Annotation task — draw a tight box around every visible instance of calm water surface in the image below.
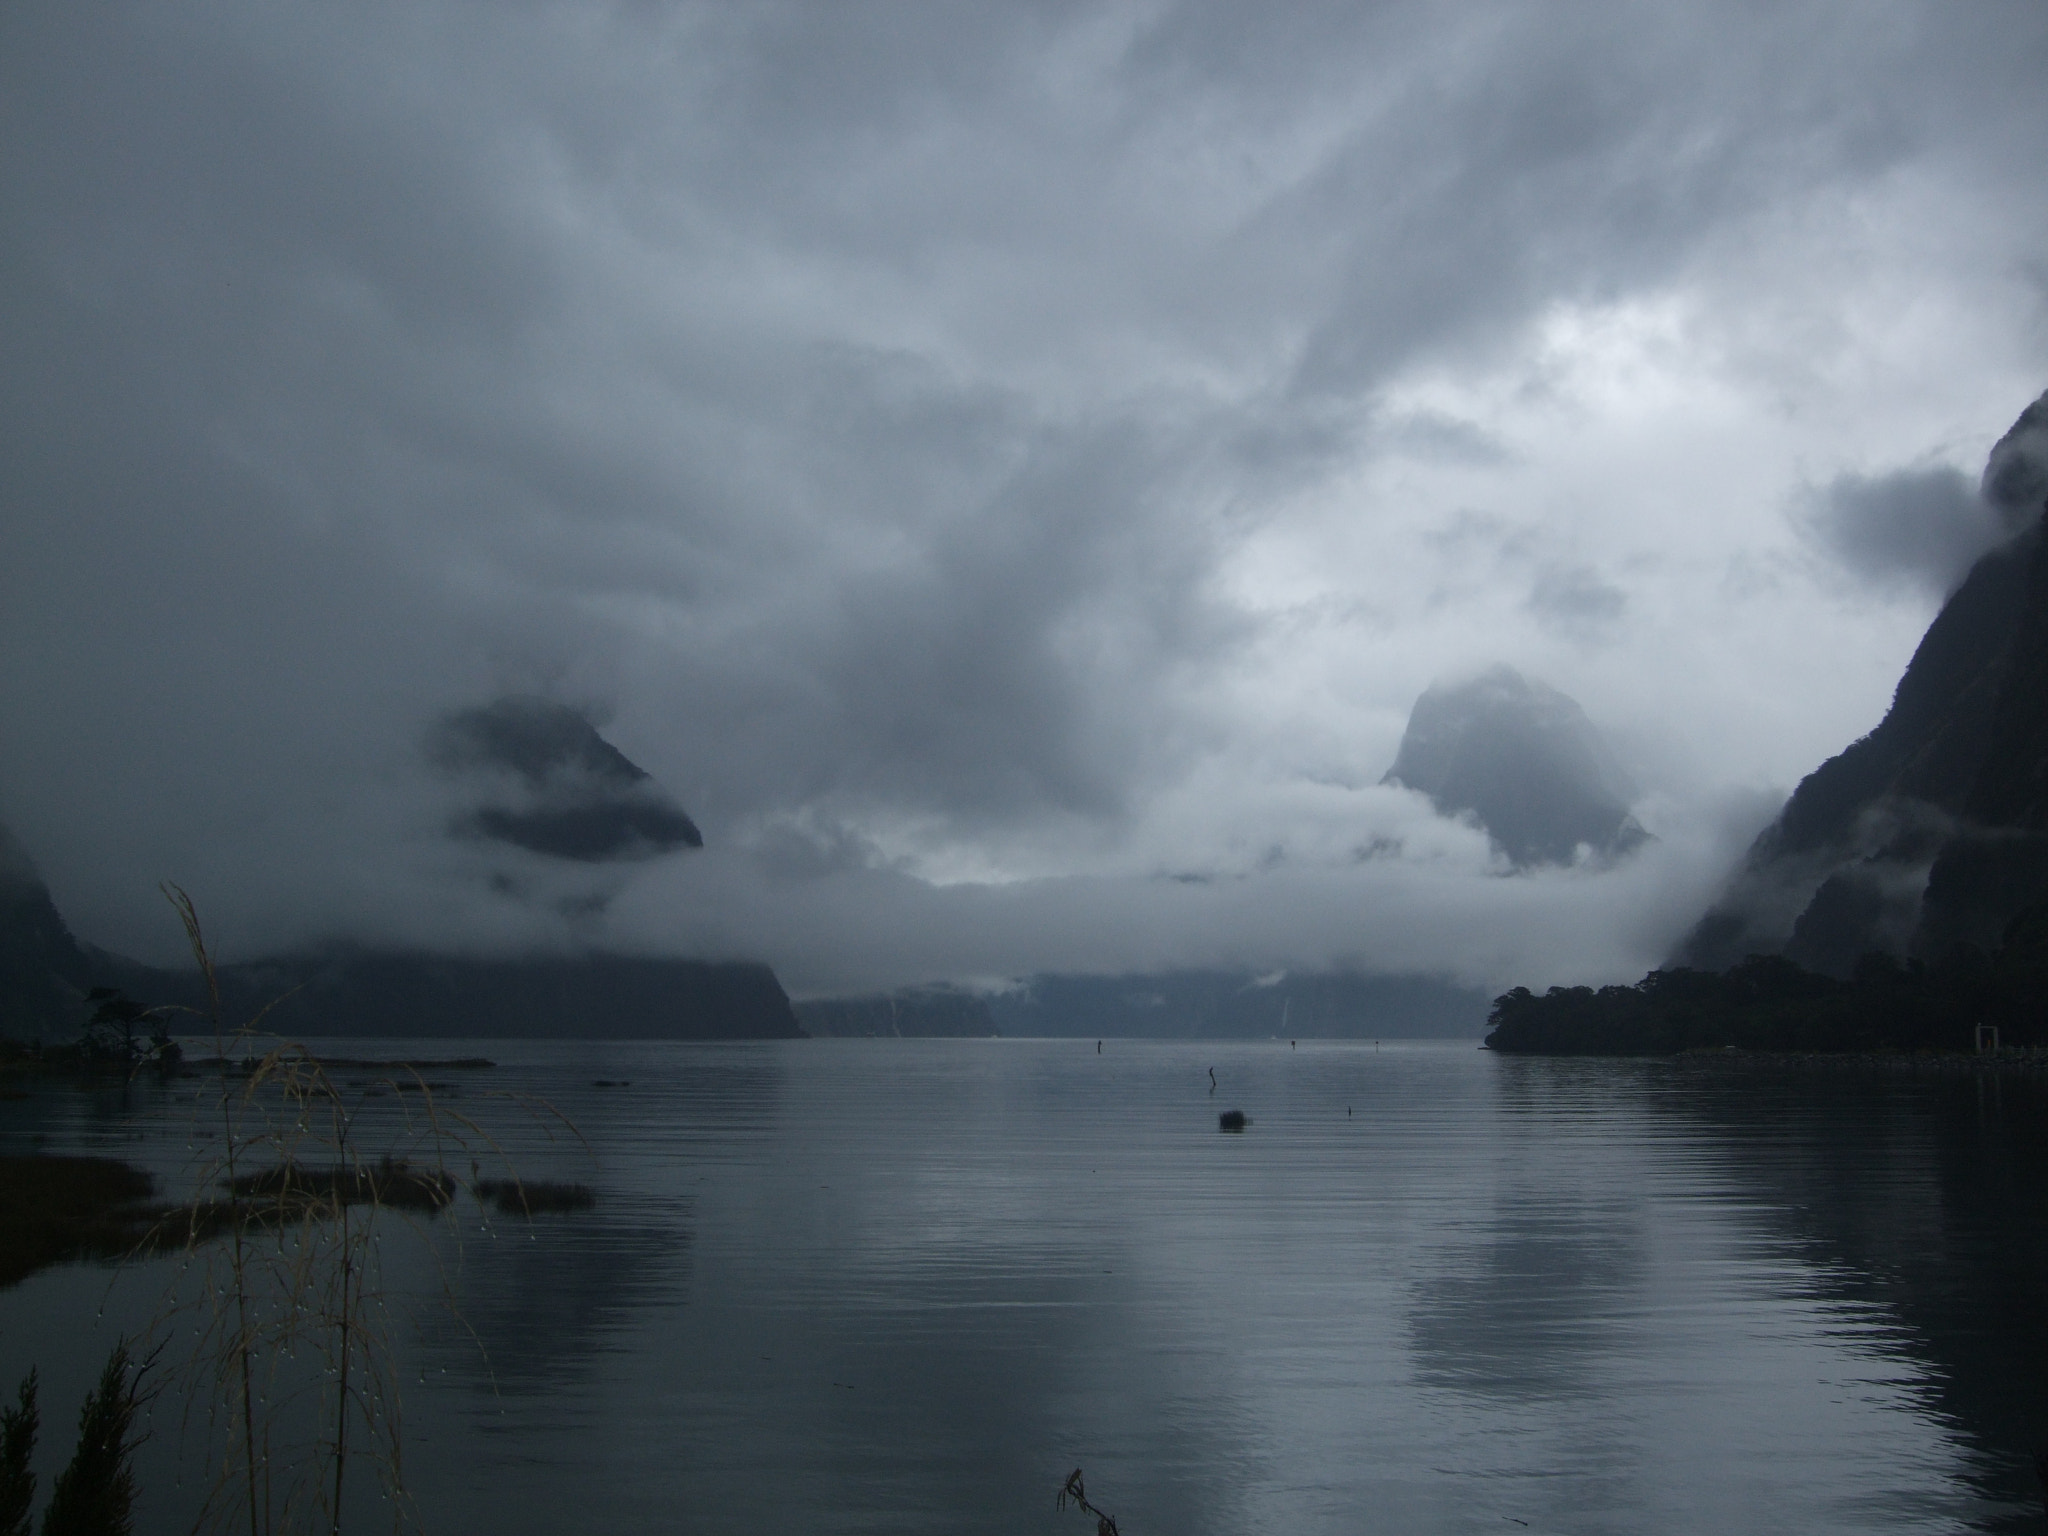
[4,1038,2046,1534]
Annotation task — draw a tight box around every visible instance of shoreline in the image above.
[1491,1045,2048,1073]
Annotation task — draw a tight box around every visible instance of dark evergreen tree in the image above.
[39,1347,137,1536]
[0,1370,37,1536]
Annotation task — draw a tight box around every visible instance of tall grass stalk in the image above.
[166,890,264,1536]
[157,885,548,1536]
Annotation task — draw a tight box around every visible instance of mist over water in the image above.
[3,1040,2043,1534]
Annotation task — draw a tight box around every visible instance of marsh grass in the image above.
[147,886,589,1536]
[1,887,593,1533]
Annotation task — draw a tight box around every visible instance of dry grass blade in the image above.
[1056,1468,1122,1536]
[142,887,599,1536]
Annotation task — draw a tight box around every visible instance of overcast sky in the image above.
[4,1,2046,995]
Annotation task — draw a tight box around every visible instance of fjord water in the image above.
[4,1039,2046,1534]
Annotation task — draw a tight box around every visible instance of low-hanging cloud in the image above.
[2,1,2046,991]
[1799,465,2006,596]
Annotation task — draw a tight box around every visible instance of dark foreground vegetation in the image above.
[0,888,611,1535]
[3,1344,149,1536]
[0,1157,158,1290]
[1486,905,2048,1056]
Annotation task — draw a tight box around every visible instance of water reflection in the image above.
[1618,1059,2048,1532]
[426,1212,693,1398]
[1408,1201,1645,1400]
[5,1040,2046,1533]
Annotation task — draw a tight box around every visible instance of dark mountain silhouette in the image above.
[0,821,799,1041]
[1677,388,2048,975]
[1383,666,1647,867]
[796,986,997,1038]
[173,949,802,1041]
[983,970,1489,1039]
[788,970,1492,1039]
[428,696,702,863]
[0,824,96,1037]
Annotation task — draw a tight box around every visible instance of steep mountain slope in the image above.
[1678,389,2048,973]
[0,823,94,1037]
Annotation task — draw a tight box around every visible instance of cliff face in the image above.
[0,825,94,1037]
[1678,390,2048,974]
[1916,507,2048,957]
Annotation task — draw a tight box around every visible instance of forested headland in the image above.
[1485,905,2048,1055]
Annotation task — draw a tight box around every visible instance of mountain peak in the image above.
[1383,665,1646,868]
[426,696,702,863]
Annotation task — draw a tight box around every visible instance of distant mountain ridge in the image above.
[149,949,802,1041]
[0,823,800,1041]
[1679,388,2048,974]
[797,971,1489,1039]
[796,986,996,1038]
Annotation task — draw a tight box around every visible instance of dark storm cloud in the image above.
[1234,8,1938,398]
[1800,466,2005,597]
[1,1,2045,984]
